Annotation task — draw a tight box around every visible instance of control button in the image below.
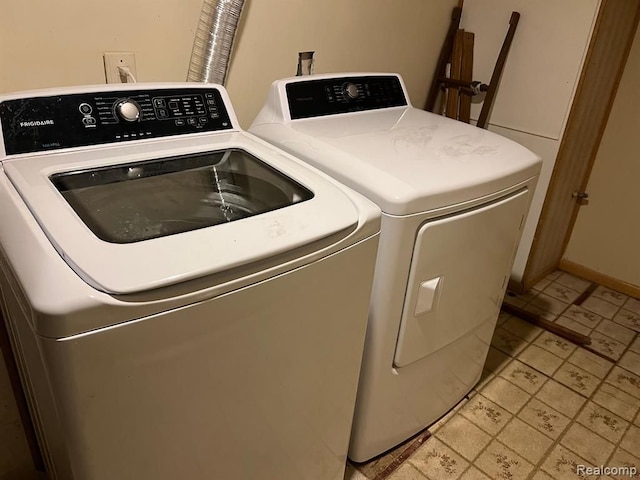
[79,103,93,115]
[187,118,197,126]
[115,100,141,122]
[157,109,169,119]
[168,101,179,110]
[198,117,208,124]
[82,116,97,126]
[153,98,166,108]
[205,93,214,98]
[175,119,185,126]
[207,99,216,105]
[343,83,359,100]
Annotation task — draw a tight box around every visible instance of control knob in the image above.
[115,99,141,122]
[343,83,360,101]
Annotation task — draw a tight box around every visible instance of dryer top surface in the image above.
[251,74,542,215]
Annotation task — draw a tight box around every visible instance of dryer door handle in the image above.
[414,277,443,317]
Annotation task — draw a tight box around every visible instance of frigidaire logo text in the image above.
[20,119,55,127]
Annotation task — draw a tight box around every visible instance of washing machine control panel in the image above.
[0,87,233,155]
[286,75,407,119]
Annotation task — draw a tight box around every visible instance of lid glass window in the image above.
[50,149,313,243]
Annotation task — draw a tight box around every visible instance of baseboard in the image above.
[559,259,640,300]
[507,278,525,294]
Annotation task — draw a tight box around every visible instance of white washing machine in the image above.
[250,73,542,462]
[0,83,380,479]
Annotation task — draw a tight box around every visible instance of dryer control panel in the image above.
[286,75,407,120]
[0,87,233,155]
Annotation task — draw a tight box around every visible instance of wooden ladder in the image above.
[425,6,520,128]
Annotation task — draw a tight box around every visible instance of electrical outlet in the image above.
[103,52,137,84]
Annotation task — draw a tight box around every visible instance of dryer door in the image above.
[393,189,530,368]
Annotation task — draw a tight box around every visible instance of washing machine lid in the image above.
[252,74,542,216]
[3,135,363,294]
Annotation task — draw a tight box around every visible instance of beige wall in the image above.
[0,1,202,92]
[0,0,456,127]
[563,26,640,287]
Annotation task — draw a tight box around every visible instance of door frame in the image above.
[514,0,640,292]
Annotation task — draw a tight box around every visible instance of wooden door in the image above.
[519,0,640,291]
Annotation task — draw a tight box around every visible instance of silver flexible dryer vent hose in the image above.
[187,0,246,84]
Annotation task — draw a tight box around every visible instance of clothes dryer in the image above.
[0,83,380,479]
[250,73,542,462]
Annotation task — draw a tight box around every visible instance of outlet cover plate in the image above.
[104,52,137,84]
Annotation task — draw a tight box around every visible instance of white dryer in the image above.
[0,83,380,479]
[250,73,542,462]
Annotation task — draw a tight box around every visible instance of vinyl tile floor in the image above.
[347,271,640,480]
[1,271,639,480]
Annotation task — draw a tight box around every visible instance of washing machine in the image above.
[0,83,381,479]
[250,73,542,462]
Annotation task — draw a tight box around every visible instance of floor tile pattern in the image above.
[348,272,640,480]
